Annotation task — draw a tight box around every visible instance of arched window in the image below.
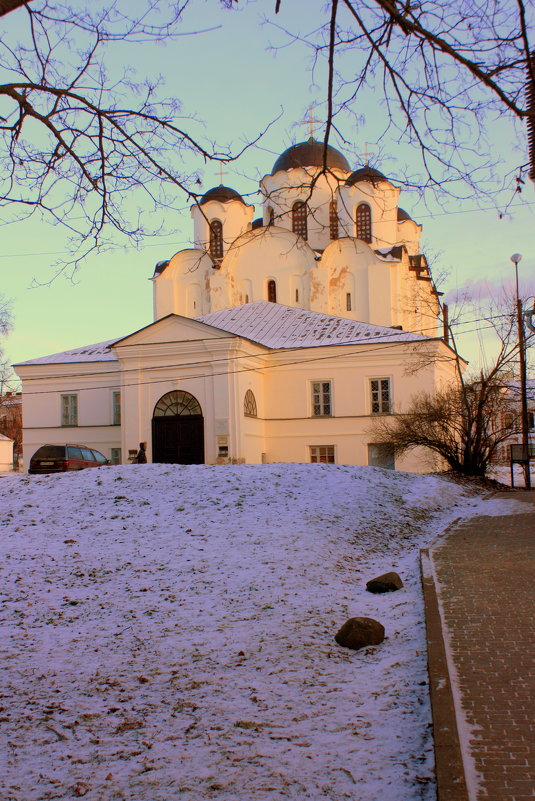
[356,203,372,243]
[244,390,257,418]
[209,219,223,260]
[267,279,277,303]
[153,390,202,417]
[292,201,308,240]
[329,200,339,240]
[267,207,275,225]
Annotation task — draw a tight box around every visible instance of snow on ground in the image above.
[0,464,523,801]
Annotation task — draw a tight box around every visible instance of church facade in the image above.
[16,138,459,472]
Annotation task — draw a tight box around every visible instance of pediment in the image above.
[112,314,237,349]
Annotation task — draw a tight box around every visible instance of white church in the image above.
[16,137,460,472]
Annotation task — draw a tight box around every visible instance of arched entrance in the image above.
[152,391,204,465]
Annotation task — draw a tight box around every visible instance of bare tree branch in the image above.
[0,1,266,271]
[273,0,534,196]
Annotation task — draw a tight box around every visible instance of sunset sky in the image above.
[2,0,534,373]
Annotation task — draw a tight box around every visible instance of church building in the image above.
[16,138,459,472]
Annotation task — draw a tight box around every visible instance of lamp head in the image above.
[510,253,522,265]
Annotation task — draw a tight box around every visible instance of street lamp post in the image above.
[510,253,531,490]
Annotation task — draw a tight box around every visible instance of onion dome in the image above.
[345,165,388,186]
[397,208,412,222]
[271,137,350,174]
[251,218,264,229]
[200,185,244,205]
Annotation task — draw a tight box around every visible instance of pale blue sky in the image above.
[2,0,534,372]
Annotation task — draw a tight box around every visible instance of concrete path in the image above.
[421,490,535,801]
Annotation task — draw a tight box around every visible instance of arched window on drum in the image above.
[329,200,339,240]
[267,279,277,303]
[209,219,224,260]
[292,201,308,240]
[356,203,372,243]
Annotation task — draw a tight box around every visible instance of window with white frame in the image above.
[310,445,335,463]
[370,378,391,414]
[112,391,121,425]
[110,447,122,465]
[61,394,78,426]
[311,381,332,417]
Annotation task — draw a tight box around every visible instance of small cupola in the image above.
[345,166,389,187]
[192,184,254,261]
[200,185,245,205]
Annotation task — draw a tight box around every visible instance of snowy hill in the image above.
[0,464,519,801]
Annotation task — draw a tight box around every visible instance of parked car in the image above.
[29,444,110,474]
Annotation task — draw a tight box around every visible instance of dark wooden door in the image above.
[152,415,204,464]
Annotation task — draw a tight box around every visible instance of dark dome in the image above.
[345,166,388,186]
[271,137,350,174]
[397,208,412,222]
[251,217,264,229]
[153,259,170,277]
[200,185,244,205]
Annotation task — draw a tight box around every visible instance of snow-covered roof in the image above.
[16,303,430,367]
[197,302,428,349]
[15,339,120,367]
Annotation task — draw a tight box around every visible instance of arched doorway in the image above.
[152,391,204,464]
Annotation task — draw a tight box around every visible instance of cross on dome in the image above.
[300,105,322,138]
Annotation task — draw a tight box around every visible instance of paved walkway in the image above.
[421,490,535,801]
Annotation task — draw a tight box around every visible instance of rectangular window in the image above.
[370,378,391,414]
[367,443,395,470]
[110,447,122,465]
[346,292,352,311]
[311,381,332,416]
[310,445,335,463]
[112,391,121,425]
[61,394,78,426]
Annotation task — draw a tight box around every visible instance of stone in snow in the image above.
[366,571,403,593]
[335,617,385,650]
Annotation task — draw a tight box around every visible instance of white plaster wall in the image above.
[152,249,213,319]
[235,368,266,464]
[320,238,373,321]
[113,336,247,465]
[258,342,449,472]
[192,199,254,254]
[397,219,422,255]
[338,181,402,250]
[260,169,348,253]
[16,323,456,473]
[16,363,123,470]
[215,228,316,310]
[152,164,437,337]
[0,437,13,471]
